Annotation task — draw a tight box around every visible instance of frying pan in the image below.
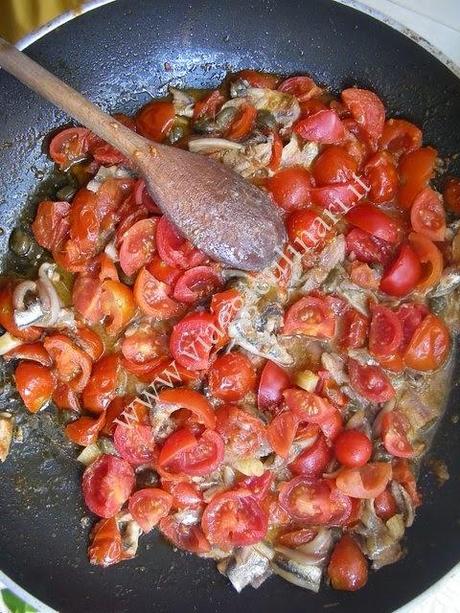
[1,1,460,611]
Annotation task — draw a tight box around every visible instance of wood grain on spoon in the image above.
[0,37,286,271]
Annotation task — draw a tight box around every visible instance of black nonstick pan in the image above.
[0,1,460,611]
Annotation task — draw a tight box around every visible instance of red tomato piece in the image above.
[169,311,217,370]
[444,176,460,213]
[147,255,181,286]
[346,204,401,244]
[128,488,172,532]
[341,88,385,145]
[202,490,268,549]
[257,360,291,412]
[237,69,280,89]
[294,110,346,144]
[158,387,216,429]
[278,75,322,101]
[161,480,203,509]
[266,411,298,458]
[65,413,105,446]
[381,411,415,458]
[119,218,158,276]
[121,326,168,366]
[210,288,243,348]
[156,216,206,270]
[369,305,403,358]
[134,267,182,319]
[114,423,156,465]
[32,200,71,251]
[171,429,224,476]
[374,487,398,521]
[72,275,103,325]
[277,528,317,548]
[279,476,348,524]
[14,361,55,413]
[88,113,136,165]
[82,354,121,414]
[335,462,392,499]
[240,472,274,501]
[193,89,225,119]
[312,145,358,186]
[173,266,223,304]
[409,232,443,290]
[266,166,313,211]
[309,180,367,213]
[82,454,135,518]
[404,313,450,371]
[334,429,372,467]
[158,428,197,466]
[133,179,160,214]
[283,295,335,338]
[208,352,256,402]
[380,118,422,159]
[75,325,104,362]
[380,243,422,297]
[286,208,333,248]
[216,404,266,458]
[347,358,395,403]
[88,517,123,567]
[345,227,393,265]
[289,433,332,477]
[159,516,211,554]
[364,151,398,203]
[225,102,257,141]
[100,280,136,336]
[49,127,90,168]
[3,342,52,366]
[410,187,446,242]
[283,388,336,424]
[319,408,344,443]
[268,132,283,172]
[398,146,437,209]
[43,334,92,393]
[340,308,369,350]
[395,302,429,350]
[327,534,368,591]
[136,100,175,142]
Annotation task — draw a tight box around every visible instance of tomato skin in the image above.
[266,411,298,458]
[241,472,274,501]
[309,180,365,213]
[156,216,207,270]
[393,459,421,507]
[341,88,385,145]
[65,413,105,446]
[268,132,283,172]
[410,187,446,242]
[161,480,203,509]
[44,334,92,393]
[82,354,121,414]
[210,288,242,348]
[409,232,443,290]
[136,100,175,142]
[382,410,415,458]
[294,110,346,144]
[380,118,422,159]
[336,462,392,499]
[348,358,395,403]
[147,255,181,286]
[14,361,55,413]
[32,200,71,251]
[283,388,336,424]
[278,75,321,101]
[334,430,372,467]
[380,243,422,297]
[226,102,257,141]
[169,312,217,371]
[345,227,393,265]
[312,145,358,185]
[193,89,225,119]
[128,488,172,533]
[286,208,333,247]
[159,387,216,429]
[277,528,317,548]
[201,490,268,549]
[340,308,369,350]
[257,360,291,412]
[289,433,332,477]
[159,516,211,554]
[170,429,224,477]
[72,275,103,325]
[172,266,223,304]
[158,428,197,467]
[404,313,450,371]
[266,166,313,211]
[320,408,344,443]
[395,302,429,350]
[216,404,266,458]
[88,517,123,567]
[101,280,136,336]
[444,176,460,213]
[346,204,401,244]
[398,146,437,209]
[49,127,90,168]
[82,454,135,518]
[369,305,403,359]
[327,534,368,591]
[3,342,52,366]
[364,151,398,203]
[374,487,398,521]
[121,326,168,366]
[208,352,256,401]
[134,267,183,319]
[119,218,158,276]
[283,295,335,338]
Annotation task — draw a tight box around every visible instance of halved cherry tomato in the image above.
[147,255,181,286]
[159,387,216,429]
[161,480,203,509]
[279,476,350,524]
[202,489,268,549]
[88,517,123,567]
[283,388,336,424]
[345,228,393,265]
[52,383,80,412]
[289,433,332,477]
[82,354,121,413]
[268,132,283,172]
[121,325,168,365]
[278,75,321,102]
[134,267,183,319]
[312,145,358,185]
[296,108,346,144]
[114,422,156,465]
[44,334,92,393]
[0,283,41,341]
[193,89,225,119]
[277,528,317,548]
[364,151,398,203]
[409,232,443,290]
[380,243,422,297]
[398,146,437,209]
[309,180,367,213]
[266,166,313,211]
[410,187,446,242]
[283,295,335,338]
[49,127,90,168]
[136,100,175,142]
[133,179,160,214]
[348,358,395,403]
[404,313,450,371]
[119,218,158,276]
[266,411,298,458]
[159,516,210,554]
[225,102,257,141]
[395,301,429,350]
[392,458,421,507]
[334,429,372,467]
[341,88,385,145]
[236,69,280,89]
[286,208,333,248]
[4,342,52,366]
[65,412,105,446]
[158,428,197,466]
[210,288,242,348]
[216,404,266,458]
[369,305,403,358]
[88,113,136,165]
[102,396,127,436]
[101,280,136,336]
[128,488,172,532]
[75,325,104,362]
[240,472,274,501]
[32,200,71,251]
[340,308,369,350]
[327,534,368,591]
[156,216,206,270]
[72,275,103,325]
[170,429,224,476]
[14,361,55,413]
[380,118,422,159]
[381,410,415,458]
[443,176,460,213]
[374,487,398,521]
[209,352,256,401]
[257,360,291,412]
[82,454,135,518]
[336,462,392,499]
[346,204,401,244]
[319,408,344,443]
[173,266,223,304]
[169,312,217,370]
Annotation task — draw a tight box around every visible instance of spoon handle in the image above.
[0,36,150,159]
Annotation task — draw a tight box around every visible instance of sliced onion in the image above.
[271,556,322,593]
[297,528,333,562]
[13,280,37,310]
[234,457,265,477]
[37,263,62,325]
[0,332,24,355]
[77,443,102,466]
[188,138,244,154]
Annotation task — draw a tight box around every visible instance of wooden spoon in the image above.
[0,37,286,271]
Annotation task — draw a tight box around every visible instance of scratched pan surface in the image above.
[0,1,460,611]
